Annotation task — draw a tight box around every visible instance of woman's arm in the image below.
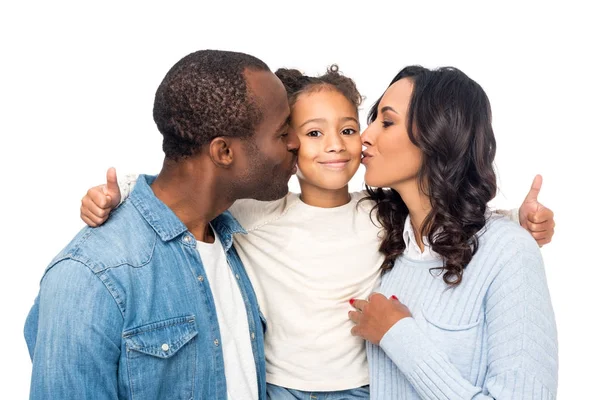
[350,241,558,399]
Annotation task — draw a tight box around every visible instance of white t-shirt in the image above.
[116,177,519,392]
[196,232,258,400]
[230,192,383,391]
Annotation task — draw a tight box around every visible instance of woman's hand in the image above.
[348,293,412,345]
[80,167,121,227]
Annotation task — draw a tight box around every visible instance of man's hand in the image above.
[519,175,555,247]
[348,293,412,345]
[80,167,121,227]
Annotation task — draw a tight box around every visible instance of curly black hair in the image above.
[367,66,497,287]
[274,64,362,111]
[153,50,270,160]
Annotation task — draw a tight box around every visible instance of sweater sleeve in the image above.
[379,245,558,399]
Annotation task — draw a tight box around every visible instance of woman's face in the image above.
[361,78,422,189]
[292,89,362,191]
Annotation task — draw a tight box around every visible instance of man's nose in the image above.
[287,132,300,152]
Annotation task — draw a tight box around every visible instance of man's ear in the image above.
[208,137,235,167]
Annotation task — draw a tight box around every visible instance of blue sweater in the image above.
[367,217,558,399]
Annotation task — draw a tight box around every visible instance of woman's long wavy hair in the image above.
[367,66,497,287]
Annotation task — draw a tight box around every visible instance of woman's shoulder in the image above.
[473,215,544,279]
[479,215,539,252]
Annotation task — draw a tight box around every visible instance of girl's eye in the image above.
[382,120,393,128]
[307,130,322,137]
[342,128,357,135]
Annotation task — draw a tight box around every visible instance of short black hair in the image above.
[153,50,270,160]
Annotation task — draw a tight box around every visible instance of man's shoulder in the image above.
[50,202,156,275]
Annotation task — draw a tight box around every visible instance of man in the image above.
[24,50,299,399]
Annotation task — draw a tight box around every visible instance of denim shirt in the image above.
[24,175,267,400]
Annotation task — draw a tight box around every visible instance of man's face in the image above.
[236,70,299,201]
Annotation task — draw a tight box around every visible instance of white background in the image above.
[1,1,598,398]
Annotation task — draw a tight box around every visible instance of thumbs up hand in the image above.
[103,167,121,208]
[518,175,555,247]
[80,167,122,227]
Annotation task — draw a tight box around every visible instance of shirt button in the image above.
[251,332,255,340]
[161,343,169,351]
[235,274,240,280]
[183,235,191,243]
[197,275,204,282]
[214,339,219,346]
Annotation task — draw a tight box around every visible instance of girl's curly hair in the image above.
[275,64,363,110]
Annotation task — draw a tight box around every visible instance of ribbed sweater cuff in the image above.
[379,317,479,399]
[379,317,428,373]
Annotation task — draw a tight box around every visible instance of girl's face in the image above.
[292,89,362,191]
[361,78,422,189]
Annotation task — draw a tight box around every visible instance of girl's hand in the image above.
[519,175,555,247]
[80,167,120,227]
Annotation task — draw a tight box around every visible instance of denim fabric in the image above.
[24,175,267,400]
[267,384,369,400]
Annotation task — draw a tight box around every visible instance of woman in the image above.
[80,66,555,399]
[349,66,558,399]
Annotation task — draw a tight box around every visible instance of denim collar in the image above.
[130,174,246,250]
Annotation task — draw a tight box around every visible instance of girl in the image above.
[349,66,558,399]
[80,66,554,399]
